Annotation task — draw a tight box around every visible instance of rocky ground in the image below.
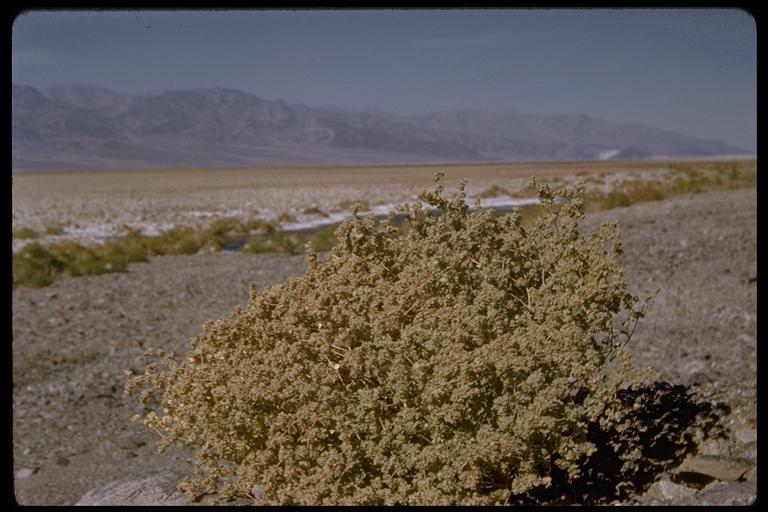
[12,187,756,505]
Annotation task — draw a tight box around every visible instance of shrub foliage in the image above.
[126,175,650,505]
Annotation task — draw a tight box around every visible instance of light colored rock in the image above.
[641,475,756,506]
[654,480,697,500]
[696,437,731,457]
[696,480,756,506]
[737,333,756,346]
[676,454,753,482]
[75,471,190,506]
[733,426,756,444]
[75,472,259,506]
[16,468,37,479]
[741,441,757,462]
[679,359,711,385]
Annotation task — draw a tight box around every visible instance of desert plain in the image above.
[11,158,757,505]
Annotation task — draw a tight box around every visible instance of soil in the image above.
[12,187,756,505]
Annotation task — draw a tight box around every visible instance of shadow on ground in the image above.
[508,381,731,505]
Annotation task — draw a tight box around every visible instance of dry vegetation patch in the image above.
[12,159,755,291]
[124,176,708,505]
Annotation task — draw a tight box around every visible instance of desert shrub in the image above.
[308,223,339,252]
[709,160,756,189]
[339,199,370,212]
[12,234,152,288]
[12,242,62,288]
[43,223,65,236]
[303,206,329,217]
[13,227,39,240]
[241,231,305,255]
[668,163,700,178]
[477,184,508,198]
[47,241,129,277]
[584,189,631,211]
[101,237,149,268]
[588,176,606,185]
[145,226,206,255]
[241,223,345,255]
[621,180,667,203]
[274,212,298,224]
[208,217,249,237]
[126,175,652,505]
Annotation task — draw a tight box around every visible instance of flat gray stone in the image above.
[649,480,697,500]
[696,480,756,506]
[733,426,757,444]
[75,471,259,506]
[676,454,753,482]
[75,471,190,506]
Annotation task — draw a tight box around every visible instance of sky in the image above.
[12,8,756,152]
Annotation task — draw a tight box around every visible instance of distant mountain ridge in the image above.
[12,83,749,169]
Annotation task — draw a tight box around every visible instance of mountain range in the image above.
[12,83,749,170]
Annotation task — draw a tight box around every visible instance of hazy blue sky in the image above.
[12,9,756,151]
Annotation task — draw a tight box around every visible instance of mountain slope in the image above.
[12,83,749,169]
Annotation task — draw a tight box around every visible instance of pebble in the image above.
[16,468,38,479]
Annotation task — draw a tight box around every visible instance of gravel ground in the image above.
[12,187,756,505]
